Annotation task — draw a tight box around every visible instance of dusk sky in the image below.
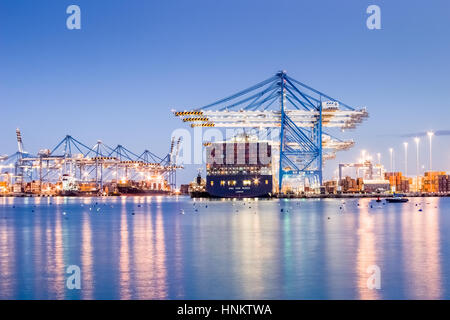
[1,0,449,183]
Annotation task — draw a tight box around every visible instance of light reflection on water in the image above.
[81,209,93,299]
[0,196,449,300]
[401,197,442,299]
[356,199,379,299]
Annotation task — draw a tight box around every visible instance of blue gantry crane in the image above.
[174,71,368,192]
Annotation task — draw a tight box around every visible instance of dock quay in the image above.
[275,192,450,199]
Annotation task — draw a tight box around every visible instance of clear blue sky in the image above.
[1,0,449,183]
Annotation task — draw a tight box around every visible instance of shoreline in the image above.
[1,193,449,199]
[275,193,450,199]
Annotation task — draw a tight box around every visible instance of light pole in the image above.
[389,148,394,173]
[414,137,420,191]
[427,131,434,172]
[403,142,408,177]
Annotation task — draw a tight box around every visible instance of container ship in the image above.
[60,174,99,196]
[59,175,171,196]
[205,135,273,198]
[116,180,170,195]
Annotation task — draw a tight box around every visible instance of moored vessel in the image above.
[188,170,209,198]
[205,135,273,198]
[386,193,409,203]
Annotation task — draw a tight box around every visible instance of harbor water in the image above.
[0,196,449,299]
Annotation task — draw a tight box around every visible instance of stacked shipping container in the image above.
[339,176,363,193]
[438,174,450,193]
[423,171,446,193]
[384,172,410,192]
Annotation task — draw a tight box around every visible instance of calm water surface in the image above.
[0,196,449,299]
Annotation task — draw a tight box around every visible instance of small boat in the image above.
[386,194,409,203]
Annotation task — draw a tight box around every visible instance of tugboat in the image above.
[386,193,409,203]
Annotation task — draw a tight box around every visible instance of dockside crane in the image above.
[5,132,179,193]
[16,128,25,157]
[13,128,34,184]
[163,136,183,191]
[173,71,368,191]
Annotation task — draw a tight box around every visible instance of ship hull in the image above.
[117,186,170,196]
[206,175,273,198]
[189,191,210,198]
[59,190,99,196]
